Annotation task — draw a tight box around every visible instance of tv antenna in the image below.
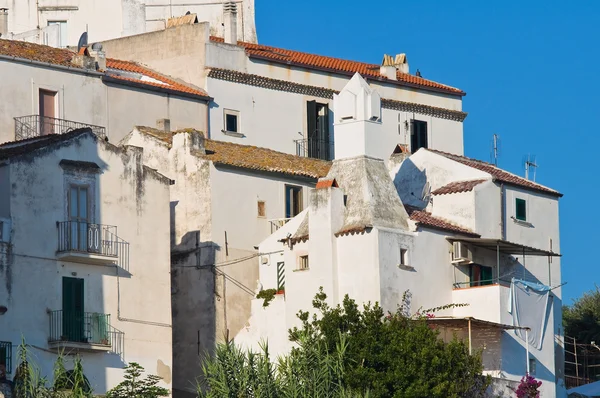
[524,154,538,181]
[491,134,500,166]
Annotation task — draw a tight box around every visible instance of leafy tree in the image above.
[563,286,600,343]
[288,288,489,398]
[199,289,488,398]
[105,362,169,398]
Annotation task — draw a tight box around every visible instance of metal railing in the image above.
[48,310,112,346]
[295,138,331,161]
[0,341,12,374]
[14,115,106,141]
[57,221,130,271]
[269,218,291,234]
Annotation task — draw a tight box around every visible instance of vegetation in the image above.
[105,362,169,398]
[514,374,542,398]
[199,289,490,398]
[563,286,600,343]
[256,289,278,308]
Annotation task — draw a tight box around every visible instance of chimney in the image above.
[223,2,237,45]
[333,73,383,160]
[88,42,107,72]
[0,8,8,38]
[380,53,409,79]
[157,118,171,132]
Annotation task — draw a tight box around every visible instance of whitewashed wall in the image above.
[0,133,172,394]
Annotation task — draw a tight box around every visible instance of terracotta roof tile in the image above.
[316,178,338,189]
[427,149,562,197]
[106,59,209,98]
[0,38,80,68]
[210,37,465,96]
[405,205,479,237]
[135,126,330,179]
[334,225,372,237]
[202,140,331,179]
[432,179,487,195]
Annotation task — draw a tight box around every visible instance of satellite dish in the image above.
[77,32,88,52]
[420,181,431,203]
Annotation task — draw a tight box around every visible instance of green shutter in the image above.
[63,277,84,342]
[481,266,493,286]
[307,100,317,138]
[515,198,527,221]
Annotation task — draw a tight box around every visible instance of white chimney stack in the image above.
[381,53,409,79]
[223,2,238,45]
[0,8,8,38]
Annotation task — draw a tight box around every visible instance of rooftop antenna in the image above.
[524,154,538,181]
[491,133,500,166]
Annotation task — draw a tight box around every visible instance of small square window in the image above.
[0,341,12,374]
[224,109,239,133]
[298,255,309,270]
[529,358,536,376]
[257,201,266,217]
[400,248,409,266]
[515,198,527,221]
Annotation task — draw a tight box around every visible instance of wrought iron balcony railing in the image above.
[48,310,124,354]
[295,138,332,161]
[57,221,130,271]
[14,115,106,141]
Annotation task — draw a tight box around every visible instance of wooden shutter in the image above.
[39,90,57,135]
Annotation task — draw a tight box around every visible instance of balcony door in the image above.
[62,277,84,342]
[306,100,330,160]
[39,89,57,135]
[68,185,93,252]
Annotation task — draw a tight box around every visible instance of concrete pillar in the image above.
[0,9,8,38]
[223,2,237,45]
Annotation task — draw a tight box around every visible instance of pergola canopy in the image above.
[447,237,560,257]
[428,316,530,331]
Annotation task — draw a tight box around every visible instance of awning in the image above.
[428,316,530,331]
[446,237,560,257]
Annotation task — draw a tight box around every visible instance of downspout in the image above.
[526,329,530,373]
[500,183,506,240]
[468,318,472,355]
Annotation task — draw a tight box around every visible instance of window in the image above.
[39,89,57,135]
[48,21,67,48]
[469,264,493,287]
[400,248,409,266]
[223,109,240,135]
[68,185,90,251]
[62,277,85,342]
[276,262,285,290]
[306,100,330,160]
[298,255,309,270]
[285,185,303,218]
[515,198,527,221]
[0,341,11,374]
[410,120,428,153]
[529,358,537,376]
[257,201,266,217]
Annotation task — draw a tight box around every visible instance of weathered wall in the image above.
[0,0,256,46]
[0,133,172,394]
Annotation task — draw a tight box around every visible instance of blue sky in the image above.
[256,0,597,304]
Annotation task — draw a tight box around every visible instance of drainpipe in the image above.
[468,318,472,355]
[500,183,506,240]
[525,329,530,373]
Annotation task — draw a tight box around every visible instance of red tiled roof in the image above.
[210,37,464,96]
[405,206,479,237]
[0,38,81,68]
[106,59,209,98]
[316,178,339,189]
[427,150,562,197]
[432,179,487,195]
[334,225,372,237]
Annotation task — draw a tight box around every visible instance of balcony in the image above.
[295,138,331,161]
[56,221,130,270]
[48,310,124,353]
[14,115,106,141]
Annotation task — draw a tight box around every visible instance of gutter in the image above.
[0,54,105,77]
[102,75,212,102]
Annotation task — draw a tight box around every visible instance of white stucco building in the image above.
[120,125,330,397]
[0,128,173,395]
[0,38,210,145]
[245,74,565,397]
[99,20,467,160]
[0,0,256,48]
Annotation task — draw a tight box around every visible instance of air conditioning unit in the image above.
[451,241,473,264]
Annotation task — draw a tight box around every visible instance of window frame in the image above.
[223,109,241,136]
[257,200,266,218]
[515,198,527,222]
[410,119,428,153]
[285,185,303,219]
[400,248,409,266]
[298,255,309,271]
[47,20,68,48]
[0,341,12,374]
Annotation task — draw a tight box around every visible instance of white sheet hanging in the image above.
[508,278,552,350]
